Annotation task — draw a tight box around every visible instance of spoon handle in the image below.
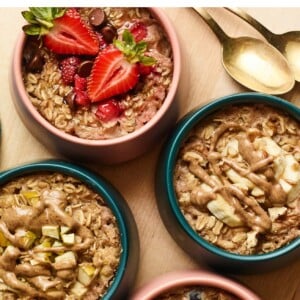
[192,7,228,43]
[225,7,274,42]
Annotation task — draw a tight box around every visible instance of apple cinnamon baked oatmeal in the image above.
[0,172,121,299]
[22,7,173,140]
[174,104,300,255]
[155,286,239,300]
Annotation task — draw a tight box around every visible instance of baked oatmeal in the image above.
[174,104,300,255]
[0,172,121,299]
[21,7,173,140]
[155,286,239,300]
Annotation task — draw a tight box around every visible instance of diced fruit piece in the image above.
[54,251,77,270]
[15,229,37,249]
[207,195,244,227]
[95,99,122,122]
[70,281,88,297]
[87,46,139,102]
[60,226,71,235]
[274,154,300,184]
[21,190,40,206]
[62,233,75,245]
[268,207,287,222]
[22,8,100,55]
[42,225,60,239]
[78,264,96,286]
[60,56,81,85]
[0,231,10,247]
[129,21,147,42]
[253,137,282,157]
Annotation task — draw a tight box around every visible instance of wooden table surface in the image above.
[1,7,300,300]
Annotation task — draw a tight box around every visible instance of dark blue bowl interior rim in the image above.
[0,160,129,299]
[165,92,300,262]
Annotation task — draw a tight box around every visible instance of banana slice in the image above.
[226,169,254,191]
[274,154,300,184]
[253,137,282,157]
[207,194,243,227]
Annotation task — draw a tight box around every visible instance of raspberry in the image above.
[95,99,122,122]
[129,21,147,42]
[60,56,81,84]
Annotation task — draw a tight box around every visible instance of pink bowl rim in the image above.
[132,270,261,300]
[12,7,181,147]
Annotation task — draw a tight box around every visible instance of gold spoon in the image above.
[192,7,294,94]
[226,7,300,82]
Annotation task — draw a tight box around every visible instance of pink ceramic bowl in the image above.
[131,270,261,300]
[10,8,181,164]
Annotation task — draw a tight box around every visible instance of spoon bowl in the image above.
[227,7,300,82]
[193,8,295,94]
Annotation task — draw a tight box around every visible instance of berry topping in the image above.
[137,63,154,76]
[88,30,156,102]
[129,21,147,42]
[22,8,99,55]
[74,74,87,91]
[95,99,122,122]
[75,90,90,106]
[60,56,81,84]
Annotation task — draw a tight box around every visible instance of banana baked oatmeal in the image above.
[174,104,300,255]
[21,7,173,140]
[0,172,121,299]
[155,286,238,300]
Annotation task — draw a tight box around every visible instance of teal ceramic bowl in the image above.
[0,160,139,299]
[156,92,300,273]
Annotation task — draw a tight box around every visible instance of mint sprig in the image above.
[114,29,156,66]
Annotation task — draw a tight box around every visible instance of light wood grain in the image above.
[1,7,300,300]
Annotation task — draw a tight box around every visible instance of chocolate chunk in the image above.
[64,90,76,110]
[89,8,106,27]
[23,37,44,73]
[27,53,45,73]
[100,24,117,43]
[77,60,94,78]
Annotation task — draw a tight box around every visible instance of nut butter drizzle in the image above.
[0,190,94,299]
[186,117,290,234]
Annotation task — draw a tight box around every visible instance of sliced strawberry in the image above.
[95,99,123,122]
[44,9,99,55]
[87,46,139,102]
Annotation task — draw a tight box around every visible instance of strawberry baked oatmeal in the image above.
[155,286,239,300]
[0,172,121,299]
[174,104,300,255]
[21,7,173,140]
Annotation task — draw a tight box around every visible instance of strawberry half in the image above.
[88,46,139,102]
[87,29,156,103]
[22,8,99,55]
